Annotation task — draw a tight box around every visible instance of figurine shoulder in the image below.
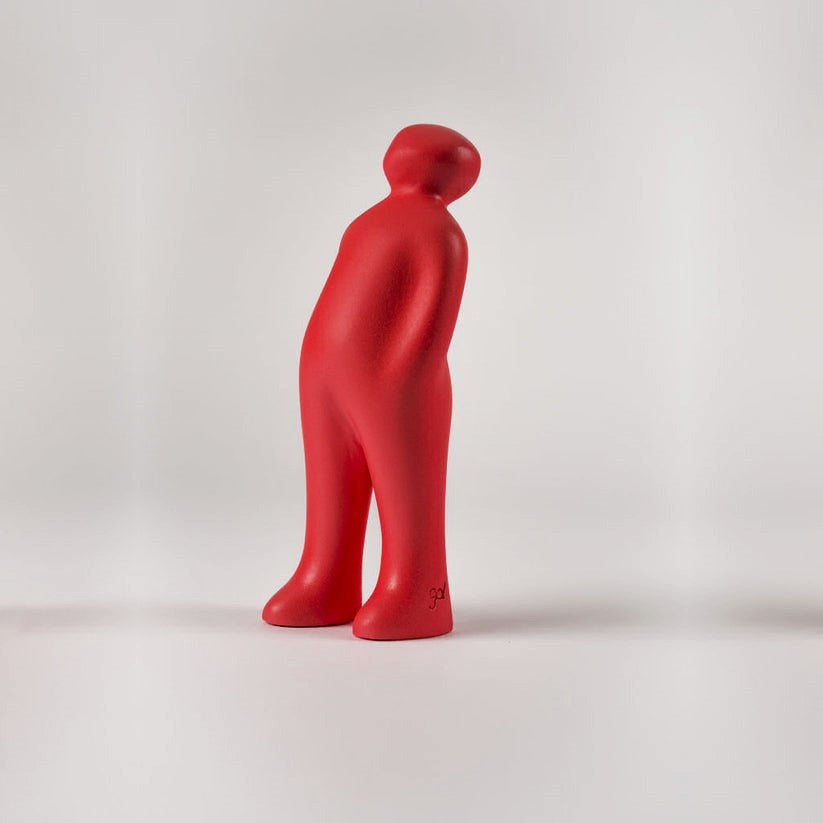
[392,198,467,255]
[416,210,467,270]
[339,198,467,265]
[439,212,468,259]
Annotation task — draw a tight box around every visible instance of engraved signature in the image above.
[428,581,447,610]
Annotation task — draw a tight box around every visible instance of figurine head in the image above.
[383,124,480,205]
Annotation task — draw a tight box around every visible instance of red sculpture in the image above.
[263,124,480,640]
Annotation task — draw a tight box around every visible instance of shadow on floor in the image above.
[453,600,661,637]
[1,597,821,637]
[0,603,258,633]
[454,596,823,637]
[709,601,823,633]
[0,600,657,637]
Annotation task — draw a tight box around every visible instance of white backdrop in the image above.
[1,2,822,821]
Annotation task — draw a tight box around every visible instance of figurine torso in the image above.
[301,193,467,388]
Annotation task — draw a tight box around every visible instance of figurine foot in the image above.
[262,575,360,627]
[352,584,453,640]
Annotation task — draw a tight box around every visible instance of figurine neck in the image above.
[388,183,447,204]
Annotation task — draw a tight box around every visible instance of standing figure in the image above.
[263,124,480,640]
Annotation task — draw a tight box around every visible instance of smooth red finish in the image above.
[263,124,480,640]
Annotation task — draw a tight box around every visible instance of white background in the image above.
[1,1,822,821]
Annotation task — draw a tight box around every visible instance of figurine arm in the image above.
[385,226,468,372]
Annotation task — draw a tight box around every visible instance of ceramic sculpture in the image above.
[263,124,480,639]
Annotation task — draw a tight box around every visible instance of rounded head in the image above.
[383,124,480,205]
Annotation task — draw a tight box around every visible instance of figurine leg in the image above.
[352,372,453,640]
[263,385,372,627]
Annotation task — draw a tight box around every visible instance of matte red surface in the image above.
[263,124,480,640]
